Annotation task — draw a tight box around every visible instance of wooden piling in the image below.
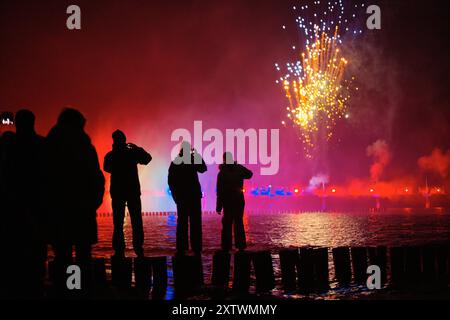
[297,247,315,292]
[436,245,449,286]
[368,246,387,285]
[172,254,203,295]
[279,248,299,291]
[252,250,275,292]
[150,256,168,294]
[405,246,421,287]
[422,246,437,286]
[92,258,107,287]
[314,247,330,291]
[134,257,152,291]
[111,256,132,289]
[332,247,352,285]
[389,247,405,287]
[351,247,368,284]
[232,251,251,293]
[211,251,231,288]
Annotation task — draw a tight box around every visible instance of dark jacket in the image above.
[0,131,47,243]
[216,163,253,212]
[46,125,105,245]
[168,152,207,203]
[104,144,152,199]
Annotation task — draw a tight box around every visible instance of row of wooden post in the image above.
[47,245,449,297]
[96,211,222,217]
[279,246,448,291]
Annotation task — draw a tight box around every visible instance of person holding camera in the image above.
[168,141,207,255]
[104,129,152,258]
[216,152,253,251]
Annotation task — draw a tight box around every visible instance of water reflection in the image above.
[93,210,450,257]
[88,210,450,300]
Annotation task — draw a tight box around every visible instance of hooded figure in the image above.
[46,108,104,264]
[0,110,47,298]
[168,141,207,254]
[216,152,253,251]
[104,129,152,257]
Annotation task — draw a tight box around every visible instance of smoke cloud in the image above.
[307,173,329,192]
[366,139,391,182]
[418,148,450,178]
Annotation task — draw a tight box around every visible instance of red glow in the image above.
[0,2,449,214]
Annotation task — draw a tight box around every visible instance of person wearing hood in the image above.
[0,110,47,298]
[46,108,105,274]
[216,152,253,251]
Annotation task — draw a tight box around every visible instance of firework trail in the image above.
[276,1,366,157]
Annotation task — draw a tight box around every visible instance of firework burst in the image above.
[276,1,365,156]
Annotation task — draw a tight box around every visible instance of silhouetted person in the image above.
[168,141,207,255]
[0,131,16,298]
[0,110,47,298]
[216,152,253,251]
[46,109,104,291]
[104,130,151,258]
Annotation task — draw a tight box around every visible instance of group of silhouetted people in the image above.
[168,143,253,255]
[0,108,252,298]
[0,108,106,298]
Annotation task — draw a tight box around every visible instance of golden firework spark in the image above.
[282,27,352,155]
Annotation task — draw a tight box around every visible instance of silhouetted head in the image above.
[15,109,35,135]
[223,152,234,164]
[179,141,192,157]
[112,129,127,147]
[57,108,86,130]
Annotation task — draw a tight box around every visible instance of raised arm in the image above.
[134,146,152,165]
[193,152,207,173]
[168,162,177,202]
[239,164,253,179]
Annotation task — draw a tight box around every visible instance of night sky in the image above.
[1,0,449,210]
